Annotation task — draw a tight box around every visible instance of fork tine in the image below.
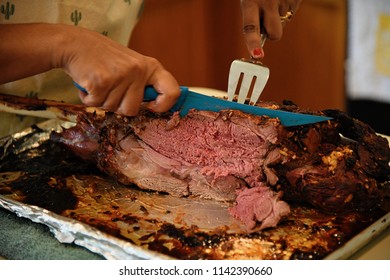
[249,67,269,105]
[227,60,241,101]
[237,74,252,104]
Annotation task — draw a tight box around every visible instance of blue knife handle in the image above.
[74,82,188,113]
[73,82,88,93]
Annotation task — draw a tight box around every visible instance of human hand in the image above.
[240,0,302,59]
[58,25,180,116]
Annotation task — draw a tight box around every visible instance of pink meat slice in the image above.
[229,185,290,230]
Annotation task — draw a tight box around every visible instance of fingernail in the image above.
[253,47,264,58]
[147,102,157,113]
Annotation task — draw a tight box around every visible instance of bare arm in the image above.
[0,23,59,82]
[0,23,180,115]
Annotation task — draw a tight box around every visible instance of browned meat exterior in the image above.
[1,93,389,230]
[247,100,390,213]
[272,109,390,214]
[323,109,390,178]
[51,105,390,230]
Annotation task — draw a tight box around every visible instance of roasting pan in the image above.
[0,119,389,260]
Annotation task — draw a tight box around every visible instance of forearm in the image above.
[0,22,180,116]
[0,23,70,84]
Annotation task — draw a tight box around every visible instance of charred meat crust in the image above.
[50,104,390,230]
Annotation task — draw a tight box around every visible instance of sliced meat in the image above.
[1,93,387,230]
[52,109,289,231]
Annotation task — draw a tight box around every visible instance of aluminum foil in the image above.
[0,195,167,260]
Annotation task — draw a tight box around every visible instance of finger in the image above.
[77,78,111,107]
[117,79,145,116]
[280,0,302,25]
[134,56,180,113]
[262,2,283,40]
[78,90,88,104]
[241,1,264,58]
[147,69,180,113]
[100,82,129,112]
[279,2,290,18]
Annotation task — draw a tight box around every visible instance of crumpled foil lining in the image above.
[0,119,389,260]
[0,195,167,260]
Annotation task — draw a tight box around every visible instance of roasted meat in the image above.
[51,107,390,228]
[51,109,291,231]
[1,93,389,232]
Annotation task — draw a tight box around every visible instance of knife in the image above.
[74,83,331,127]
[144,86,331,127]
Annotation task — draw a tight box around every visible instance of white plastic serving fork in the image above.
[227,34,269,106]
